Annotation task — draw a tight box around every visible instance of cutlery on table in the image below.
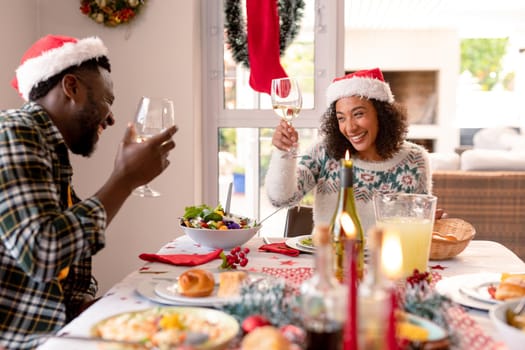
[46,332,209,349]
[139,270,170,274]
[224,182,233,216]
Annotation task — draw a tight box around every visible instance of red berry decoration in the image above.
[241,314,271,333]
[280,324,306,344]
[219,245,250,270]
[406,269,431,287]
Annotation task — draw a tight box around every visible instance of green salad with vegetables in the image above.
[180,204,257,230]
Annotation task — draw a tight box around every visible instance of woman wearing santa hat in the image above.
[265,68,432,234]
[0,35,177,350]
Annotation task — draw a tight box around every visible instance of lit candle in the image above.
[381,233,403,281]
[380,231,403,350]
[341,212,358,350]
[341,150,352,182]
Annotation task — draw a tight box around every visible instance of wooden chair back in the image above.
[284,205,314,237]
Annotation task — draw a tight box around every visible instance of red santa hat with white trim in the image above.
[11,34,109,101]
[325,68,394,107]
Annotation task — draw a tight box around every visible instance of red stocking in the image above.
[246,0,288,94]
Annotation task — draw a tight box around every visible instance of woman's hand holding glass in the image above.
[271,77,302,158]
[271,119,299,154]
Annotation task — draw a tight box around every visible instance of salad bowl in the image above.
[180,204,261,249]
[490,298,525,350]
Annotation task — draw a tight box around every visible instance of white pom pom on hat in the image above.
[11,34,109,101]
[325,68,394,107]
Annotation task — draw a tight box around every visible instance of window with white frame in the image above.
[201,0,343,236]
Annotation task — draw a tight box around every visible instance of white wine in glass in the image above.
[132,96,175,197]
[271,77,302,158]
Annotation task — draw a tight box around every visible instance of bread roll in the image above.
[178,269,215,297]
[217,271,248,297]
[495,275,525,301]
[241,326,292,350]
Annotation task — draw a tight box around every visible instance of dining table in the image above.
[38,236,525,350]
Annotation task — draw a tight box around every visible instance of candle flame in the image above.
[340,212,356,239]
[381,232,403,280]
[345,149,350,161]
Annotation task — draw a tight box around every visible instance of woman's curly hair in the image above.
[319,98,408,160]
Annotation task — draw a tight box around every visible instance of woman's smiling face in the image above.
[335,96,381,161]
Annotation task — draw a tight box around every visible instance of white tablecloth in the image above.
[38,238,525,349]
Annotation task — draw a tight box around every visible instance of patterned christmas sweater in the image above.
[265,141,432,234]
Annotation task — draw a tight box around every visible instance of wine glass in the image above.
[271,77,302,159]
[132,96,175,197]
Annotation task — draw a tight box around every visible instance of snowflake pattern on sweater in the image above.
[265,141,432,234]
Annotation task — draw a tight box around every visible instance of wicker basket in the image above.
[429,218,476,260]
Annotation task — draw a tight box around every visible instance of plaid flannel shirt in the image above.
[0,102,107,350]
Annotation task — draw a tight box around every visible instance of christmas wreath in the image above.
[80,0,146,27]
[224,0,305,68]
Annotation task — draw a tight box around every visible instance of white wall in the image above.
[0,0,202,294]
[345,29,460,153]
[0,0,37,106]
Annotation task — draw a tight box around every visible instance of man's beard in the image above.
[69,101,100,157]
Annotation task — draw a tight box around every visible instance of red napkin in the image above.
[259,242,300,257]
[139,249,223,266]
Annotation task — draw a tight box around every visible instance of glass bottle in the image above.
[329,157,364,282]
[300,226,346,350]
[358,227,389,350]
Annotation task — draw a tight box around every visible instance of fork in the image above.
[46,332,209,349]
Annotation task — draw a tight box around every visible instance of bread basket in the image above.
[430,218,476,260]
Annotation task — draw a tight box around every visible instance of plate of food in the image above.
[455,272,525,306]
[285,235,315,253]
[91,306,239,350]
[436,272,502,311]
[459,280,501,305]
[154,269,253,307]
[136,277,187,306]
[490,298,525,350]
[296,235,314,250]
[285,235,371,260]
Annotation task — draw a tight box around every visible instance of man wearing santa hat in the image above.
[0,35,177,349]
[265,68,432,234]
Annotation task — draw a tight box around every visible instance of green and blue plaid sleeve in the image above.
[0,120,106,281]
[0,106,107,349]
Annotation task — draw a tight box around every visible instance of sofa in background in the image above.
[432,170,525,261]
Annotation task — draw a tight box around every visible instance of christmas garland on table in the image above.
[80,0,146,27]
[224,0,305,68]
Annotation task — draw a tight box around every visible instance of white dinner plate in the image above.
[285,235,315,253]
[92,306,239,350]
[135,278,189,306]
[435,272,502,311]
[459,280,501,305]
[296,235,314,250]
[286,235,371,260]
[154,273,249,307]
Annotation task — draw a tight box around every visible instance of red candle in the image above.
[386,287,398,350]
[343,239,358,350]
[380,232,402,350]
